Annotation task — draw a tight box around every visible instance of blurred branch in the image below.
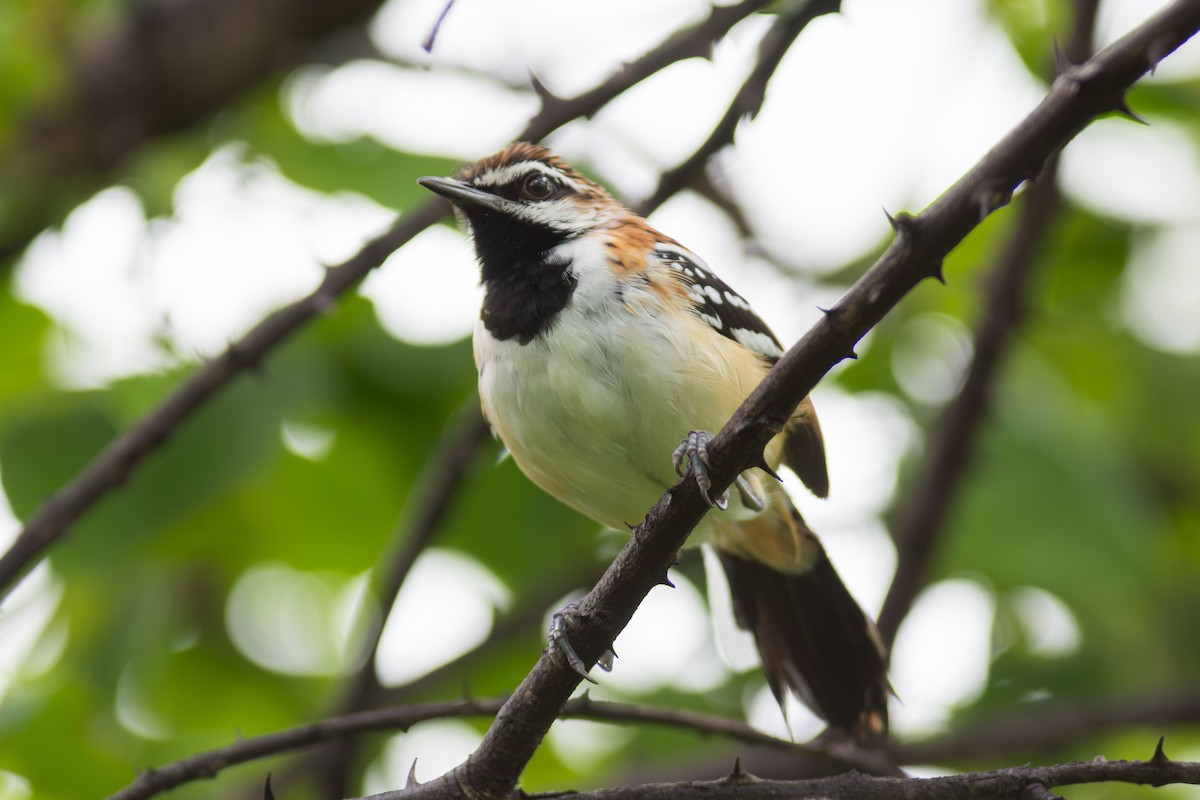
[636,0,840,215]
[376,2,1200,797]
[106,694,890,800]
[892,690,1200,765]
[316,402,492,797]
[0,0,775,605]
[875,0,1100,647]
[0,0,393,264]
[238,575,589,800]
[107,686,1200,799]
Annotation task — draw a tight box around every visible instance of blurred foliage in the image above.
[1,1,1199,799]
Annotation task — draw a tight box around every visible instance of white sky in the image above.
[3,0,1196,775]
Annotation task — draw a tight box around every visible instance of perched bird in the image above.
[419,142,889,741]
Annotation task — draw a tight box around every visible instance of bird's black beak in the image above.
[417,176,507,212]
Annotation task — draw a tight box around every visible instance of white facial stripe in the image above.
[472,161,587,195]
[506,197,604,232]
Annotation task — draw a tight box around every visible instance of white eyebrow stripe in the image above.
[471,161,586,194]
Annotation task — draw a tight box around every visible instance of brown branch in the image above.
[105,695,889,800]
[891,690,1200,765]
[495,747,1200,800]
[371,3,1200,797]
[0,0,774,604]
[0,0,392,265]
[315,403,492,797]
[636,0,840,215]
[876,0,1102,648]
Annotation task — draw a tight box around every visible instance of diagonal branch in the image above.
[636,0,840,215]
[0,0,775,604]
[376,2,1200,797]
[876,0,1101,649]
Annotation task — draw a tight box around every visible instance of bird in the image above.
[418,142,889,742]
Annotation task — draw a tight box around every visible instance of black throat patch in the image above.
[468,209,577,345]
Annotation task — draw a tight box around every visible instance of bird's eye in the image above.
[522,173,554,200]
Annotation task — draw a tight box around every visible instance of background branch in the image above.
[0,0,392,265]
[0,0,775,604]
[892,690,1200,765]
[491,747,1200,800]
[379,3,1200,796]
[876,0,1100,647]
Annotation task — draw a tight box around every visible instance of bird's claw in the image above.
[674,430,765,511]
[548,604,614,683]
[673,430,728,508]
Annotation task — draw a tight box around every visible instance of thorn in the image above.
[660,572,676,588]
[974,183,1013,221]
[844,349,859,361]
[1051,37,1074,77]
[752,454,782,482]
[528,71,562,105]
[1110,96,1149,125]
[929,260,947,284]
[721,756,759,785]
[1151,736,1170,765]
[263,774,276,800]
[884,209,918,237]
[1021,781,1062,800]
[406,759,420,788]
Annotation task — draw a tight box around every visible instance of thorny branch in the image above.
[107,686,1200,800]
[486,742,1200,800]
[876,0,1101,647]
[636,0,840,214]
[106,695,884,800]
[375,2,1200,798]
[0,0,775,604]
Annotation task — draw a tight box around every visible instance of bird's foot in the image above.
[548,603,614,682]
[672,430,763,511]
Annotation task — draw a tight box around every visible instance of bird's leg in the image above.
[548,602,615,682]
[673,430,763,511]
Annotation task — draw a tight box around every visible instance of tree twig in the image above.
[104,694,891,800]
[636,0,840,214]
[315,402,492,797]
[891,690,1200,765]
[489,745,1200,800]
[0,0,775,604]
[876,0,1102,648]
[375,2,1200,797]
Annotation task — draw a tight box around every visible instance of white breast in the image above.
[473,241,772,531]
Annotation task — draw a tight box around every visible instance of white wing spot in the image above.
[733,327,784,358]
[725,292,751,310]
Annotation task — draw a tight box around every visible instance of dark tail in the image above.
[717,540,890,742]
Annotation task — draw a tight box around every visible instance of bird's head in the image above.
[418,143,624,274]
